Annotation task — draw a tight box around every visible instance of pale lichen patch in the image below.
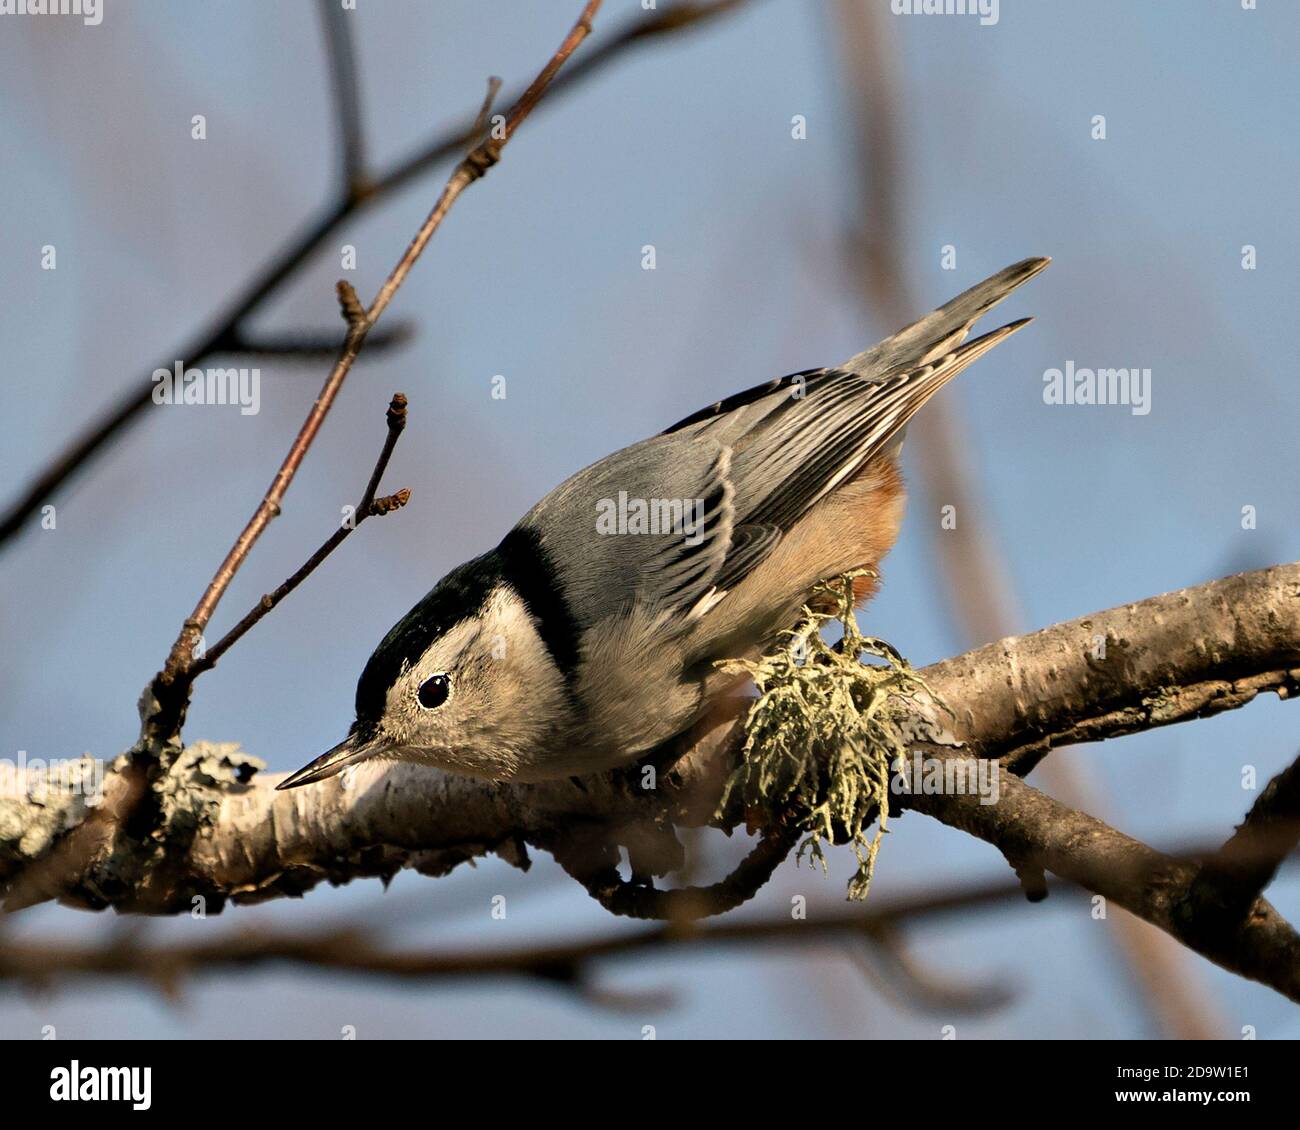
[716,571,941,900]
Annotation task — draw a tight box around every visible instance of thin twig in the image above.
[365,2,601,327]
[190,393,410,677]
[0,0,748,552]
[470,76,504,145]
[549,822,801,921]
[850,924,1014,1015]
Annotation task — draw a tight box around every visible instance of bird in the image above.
[279,257,1049,789]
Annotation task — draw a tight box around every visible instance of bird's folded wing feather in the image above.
[519,257,1047,640]
[516,436,738,634]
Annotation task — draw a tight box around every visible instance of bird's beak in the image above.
[276,729,382,790]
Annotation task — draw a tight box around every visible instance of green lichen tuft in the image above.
[716,570,938,901]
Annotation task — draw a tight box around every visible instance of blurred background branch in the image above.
[0,874,1035,1011]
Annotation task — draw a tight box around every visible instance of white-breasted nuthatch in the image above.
[280,257,1048,788]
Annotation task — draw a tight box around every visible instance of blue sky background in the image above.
[1,0,1297,1038]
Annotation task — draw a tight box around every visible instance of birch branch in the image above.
[3,563,1297,996]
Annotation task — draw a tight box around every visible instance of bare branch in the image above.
[916,564,1300,775]
[549,822,801,921]
[903,759,1300,1002]
[469,76,504,146]
[189,393,411,677]
[851,925,1015,1015]
[218,322,414,359]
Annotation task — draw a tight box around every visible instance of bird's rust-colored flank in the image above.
[843,454,907,607]
[774,451,907,618]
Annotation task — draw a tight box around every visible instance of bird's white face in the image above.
[366,585,573,780]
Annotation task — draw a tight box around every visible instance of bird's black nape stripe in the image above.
[497,526,582,677]
[353,551,504,725]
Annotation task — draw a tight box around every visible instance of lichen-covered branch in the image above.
[4,564,1297,989]
[918,562,1300,775]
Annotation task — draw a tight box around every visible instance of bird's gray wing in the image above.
[511,435,738,645]
[713,522,782,592]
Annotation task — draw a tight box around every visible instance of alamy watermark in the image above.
[596,492,706,546]
[891,0,999,27]
[1043,360,1151,416]
[891,752,1000,805]
[0,751,105,803]
[152,361,260,415]
[0,0,102,25]
[50,1062,150,1111]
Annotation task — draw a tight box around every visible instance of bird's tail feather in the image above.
[878,316,1033,434]
[842,256,1050,376]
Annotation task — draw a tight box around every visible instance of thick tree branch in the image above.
[917,564,1300,775]
[3,563,1297,996]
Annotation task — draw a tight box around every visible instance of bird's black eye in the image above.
[417,673,451,710]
